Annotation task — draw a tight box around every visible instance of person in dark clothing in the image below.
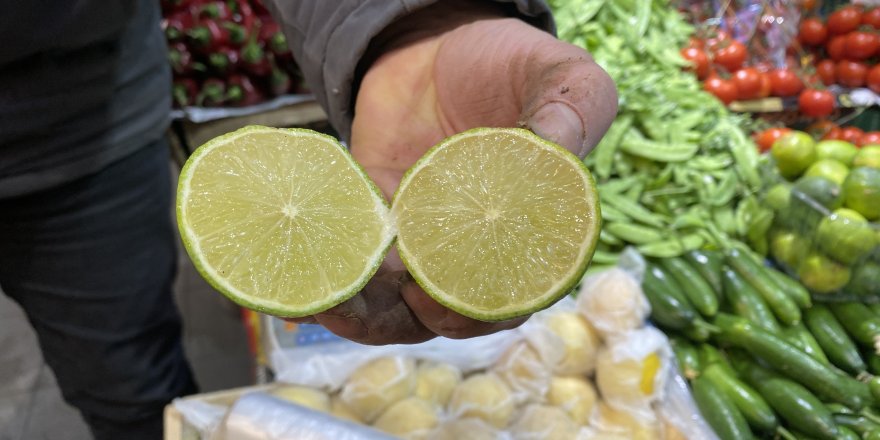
[0,0,616,438]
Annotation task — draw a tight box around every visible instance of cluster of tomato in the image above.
[681,30,836,119]
[799,5,880,95]
[753,120,880,153]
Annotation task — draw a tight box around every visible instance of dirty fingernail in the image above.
[528,102,586,156]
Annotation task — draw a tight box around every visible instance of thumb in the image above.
[519,44,618,158]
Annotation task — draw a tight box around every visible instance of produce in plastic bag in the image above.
[491,341,551,404]
[545,375,598,425]
[269,385,330,413]
[545,311,600,375]
[373,396,440,440]
[413,362,462,406]
[446,372,515,428]
[590,402,663,440]
[329,395,361,423]
[509,404,581,440]
[426,417,500,440]
[340,356,416,422]
[594,327,670,420]
[575,268,649,337]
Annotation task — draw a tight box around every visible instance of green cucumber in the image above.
[725,248,801,326]
[803,305,866,375]
[670,337,701,379]
[721,266,781,333]
[658,257,719,317]
[642,263,696,331]
[702,363,778,432]
[714,313,871,410]
[683,249,724,297]
[762,266,812,309]
[690,375,753,440]
[834,413,880,436]
[828,302,880,353]
[781,322,830,367]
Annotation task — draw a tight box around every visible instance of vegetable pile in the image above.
[550,0,766,263]
[645,247,880,440]
[801,5,880,94]
[160,0,306,108]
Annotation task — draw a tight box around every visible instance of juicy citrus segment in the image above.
[177,126,394,317]
[392,128,601,321]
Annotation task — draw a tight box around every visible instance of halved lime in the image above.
[176,126,395,317]
[391,128,601,321]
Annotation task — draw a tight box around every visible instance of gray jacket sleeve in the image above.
[265,0,555,142]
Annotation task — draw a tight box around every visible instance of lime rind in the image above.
[392,127,602,322]
[176,125,394,317]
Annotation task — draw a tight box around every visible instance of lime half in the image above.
[176,126,394,317]
[392,128,601,321]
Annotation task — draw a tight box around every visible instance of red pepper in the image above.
[163,10,195,42]
[198,1,232,20]
[269,64,292,97]
[187,20,230,51]
[240,39,271,77]
[197,78,226,107]
[172,78,199,108]
[207,46,240,74]
[168,42,194,75]
[234,1,256,34]
[226,74,265,107]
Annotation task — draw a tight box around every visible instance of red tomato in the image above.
[755,127,793,153]
[828,6,863,35]
[688,37,705,49]
[801,0,816,11]
[798,88,835,118]
[807,120,840,139]
[733,68,763,100]
[837,60,868,87]
[768,69,804,97]
[704,76,739,104]
[757,71,772,98]
[681,47,710,79]
[817,59,837,86]
[823,126,843,140]
[864,8,880,29]
[713,40,748,72]
[867,64,880,93]
[845,31,880,60]
[840,126,865,145]
[827,35,848,60]
[860,131,880,146]
[799,17,828,46]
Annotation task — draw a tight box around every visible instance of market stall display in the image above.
[165,1,880,439]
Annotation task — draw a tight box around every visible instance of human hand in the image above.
[292,4,617,345]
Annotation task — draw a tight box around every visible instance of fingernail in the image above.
[528,102,586,156]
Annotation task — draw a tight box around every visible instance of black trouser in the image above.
[0,140,197,439]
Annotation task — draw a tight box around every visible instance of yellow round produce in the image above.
[853,145,880,169]
[769,229,810,268]
[427,418,499,440]
[546,375,598,425]
[575,268,649,336]
[843,166,880,221]
[509,404,580,440]
[546,312,601,375]
[269,385,330,413]
[414,362,462,407]
[329,396,361,423]
[373,396,439,439]
[803,159,850,186]
[447,372,515,428]
[341,356,417,422]
[797,253,852,294]
[816,140,859,167]
[816,208,877,265]
[591,402,662,440]
[771,131,816,180]
[492,341,552,403]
